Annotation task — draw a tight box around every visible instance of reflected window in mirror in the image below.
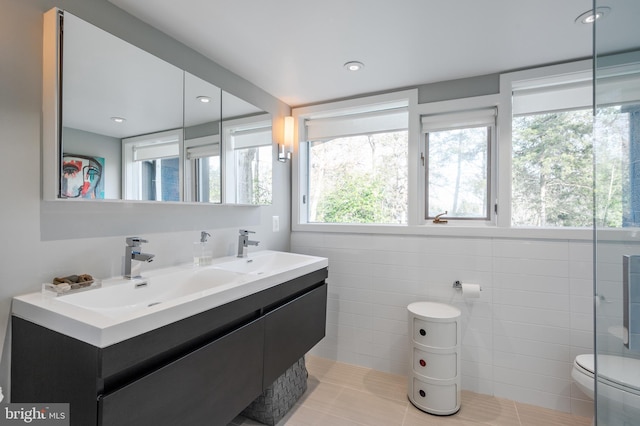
[184,72,222,203]
[223,116,273,205]
[122,129,182,201]
[234,134,272,205]
[185,136,221,203]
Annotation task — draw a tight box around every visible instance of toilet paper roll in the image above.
[462,283,481,299]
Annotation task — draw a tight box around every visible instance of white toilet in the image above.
[572,354,640,422]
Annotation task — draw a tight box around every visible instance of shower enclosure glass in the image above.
[594,0,640,424]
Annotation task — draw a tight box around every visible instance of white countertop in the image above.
[12,251,328,348]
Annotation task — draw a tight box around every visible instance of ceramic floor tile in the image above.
[455,390,521,426]
[326,386,409,426]
[306,355,372,388]
[403,405,482,426]
[293,378,344,413]
[304,354,336,377]
[231,357,596,426]
[362,369,408,401]
[515,401,592,426]
[306,355,408,403]
[276,404,365,426]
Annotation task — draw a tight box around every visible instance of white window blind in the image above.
[186,143,220,159]
[512,66,640,115]
[133,142,179,161]
[596,72,640,106]
[305,107,408,141]
[421,107,497,132]
[513,82,592,115]
[232,127,272,150]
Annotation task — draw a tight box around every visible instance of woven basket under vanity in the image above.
[241,357,308,425]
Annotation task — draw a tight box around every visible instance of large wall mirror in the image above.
[44,8,272,205]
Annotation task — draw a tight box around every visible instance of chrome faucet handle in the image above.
[200,231,211,243]
[239,229,255,235]
[126,237,148,246]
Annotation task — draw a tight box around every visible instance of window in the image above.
[303,106,409,224]
[512,109,594,227]
[510,74,596,227]
[122,129,182,201]
[594,65,640,228]
[594,105,631,228]
[185,136,220,203]
[234,142,272,205]
[422,108,496,221]
[223,116,273,205]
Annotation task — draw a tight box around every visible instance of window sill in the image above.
[292,222,640,242]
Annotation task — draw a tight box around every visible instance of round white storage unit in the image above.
[407,301,461,415]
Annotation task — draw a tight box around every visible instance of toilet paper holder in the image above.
[453,280,482,291]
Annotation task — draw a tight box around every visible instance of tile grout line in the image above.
[321,385,374,426]
[513,399,523,426]
[400,402,410,426]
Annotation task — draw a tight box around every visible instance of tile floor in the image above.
[230,355,592,426]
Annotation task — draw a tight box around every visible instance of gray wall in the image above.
[0,0,291,396]
[417,73,500,104]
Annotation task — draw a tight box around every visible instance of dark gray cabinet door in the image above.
[99,318,264,426]
[263,283,327,386]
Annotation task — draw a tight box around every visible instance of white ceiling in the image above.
[107,0,640,107]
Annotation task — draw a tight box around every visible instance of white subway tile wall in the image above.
[290,232,609,418]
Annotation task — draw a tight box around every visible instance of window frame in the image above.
[292,90,418,230]
[421,107,497,223]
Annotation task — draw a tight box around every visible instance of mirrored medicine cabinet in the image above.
[42,8,273,205]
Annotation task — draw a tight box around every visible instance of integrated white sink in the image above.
[12,250,328,347]
[55,267,244,318]
[214,250,316,275]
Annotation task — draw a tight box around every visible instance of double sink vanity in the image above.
[11,250,328,426]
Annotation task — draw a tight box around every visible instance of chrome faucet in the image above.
[237,229,259,258]
[124,237,155,279]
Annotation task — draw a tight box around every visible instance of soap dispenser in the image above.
[193,231,213,266]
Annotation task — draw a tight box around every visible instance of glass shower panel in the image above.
[594,0,640,424]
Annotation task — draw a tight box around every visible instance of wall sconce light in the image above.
[279,116,294,162]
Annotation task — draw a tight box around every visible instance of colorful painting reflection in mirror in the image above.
[61,154,104,199]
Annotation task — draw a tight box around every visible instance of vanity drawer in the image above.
[412,318,458,348]
[412,347,458,380]
[411,377,459,415]
[99,318,264,426]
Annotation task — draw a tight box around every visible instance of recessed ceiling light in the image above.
[344,61,364,72]
[197,96,211,103]
[575,7,611,24]
[110,117,126,123]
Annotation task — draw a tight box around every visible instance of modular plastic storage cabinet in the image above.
[407,301,461,415]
